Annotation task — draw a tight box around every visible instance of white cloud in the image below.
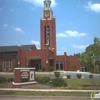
[23,0,57,7]
[3,24,8,28]
[85,1,100,13]
[56,33,68,37]
[37,47,40,49]
[57,30,86,38]
[31,40,40,45]
[72,45,89,49]
[15,27,23,32]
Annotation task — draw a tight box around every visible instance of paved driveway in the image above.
[0,71,100,79]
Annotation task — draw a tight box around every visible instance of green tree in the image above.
[80,37,100,72]
[80,37,100,86]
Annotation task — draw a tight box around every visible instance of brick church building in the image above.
[0,0,80,72]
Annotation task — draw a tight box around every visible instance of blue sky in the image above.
[0,0,100,56]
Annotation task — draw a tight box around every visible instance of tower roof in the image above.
[43,0,51,10]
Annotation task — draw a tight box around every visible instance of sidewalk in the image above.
[0,88,99,92]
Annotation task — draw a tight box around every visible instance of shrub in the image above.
[67,75,71,79]
[47,66,53,72]
[89,74,93,79]
[42,67,46,72]
[54,72,60,78]
[8,77,14,82]
[76,74,81,79]
[0,76,7,83]
[38,70,42,72]
[52,78,67,87]
[35,76,50,85]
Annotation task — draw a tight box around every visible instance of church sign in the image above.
[12,68,36,88]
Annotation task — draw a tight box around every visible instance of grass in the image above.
[0,75,100,90]
[0,75,13,79]
[64,79,100,90]
[0,91,91,97]
[0,75,100,97]
[0,75,13,88]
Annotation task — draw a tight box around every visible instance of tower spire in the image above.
[44,0,51,9]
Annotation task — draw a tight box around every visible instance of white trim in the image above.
[47,18,52,20]
[9,56,12,70]
[14,68,35,70]
[12,81,37,85]
[18,45,22,47]
[41,19,46,20]
[3,56,6,71]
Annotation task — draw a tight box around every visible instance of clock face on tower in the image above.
[45,12,49,17]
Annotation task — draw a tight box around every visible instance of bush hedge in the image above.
[76,74,81,79]
[89,74,93,79]
[7,77,14,82]
[36,76,50,85]
[47,66,53,72]
[0,76,7,83]
[0,76,14,83]
[67,75,71,79]
[41,67,46,72]
[54,72,60,78]
[52,78,67,87]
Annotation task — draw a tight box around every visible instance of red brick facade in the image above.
[0,52,17,72]
[0,0,81,72]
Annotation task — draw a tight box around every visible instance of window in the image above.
[47,26,50,46]
[81,67,86,72]
[60,61,63,70]
[44,26,46,46]
[56,61,64,70]
[3,56,6,71]
[47,26,49,31]
[56,61,59,70]
[47,39,50,45]
[9,56,12,70]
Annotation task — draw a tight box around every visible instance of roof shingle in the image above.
[0,44,36,53]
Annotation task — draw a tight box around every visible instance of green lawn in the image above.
[0,75,100,96]
[64,79,100,90]
[0,75,100,90]
[0,91,91,97]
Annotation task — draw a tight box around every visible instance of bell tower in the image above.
[40,0,56,55]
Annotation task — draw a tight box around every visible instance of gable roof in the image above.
[0,44,37,53]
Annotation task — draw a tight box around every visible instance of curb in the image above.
[0,88,100,92]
